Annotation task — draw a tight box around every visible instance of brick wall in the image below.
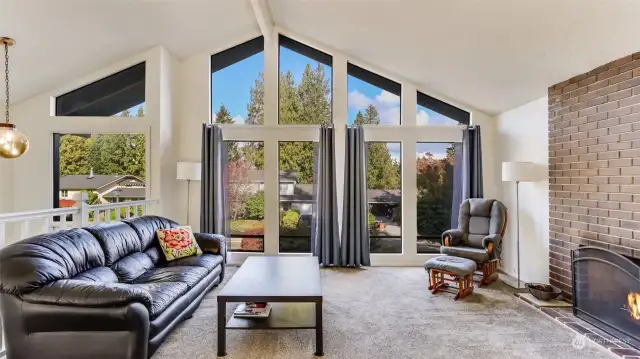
[548,51,640,295]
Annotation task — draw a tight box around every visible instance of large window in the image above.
[227,141,265,253]
[211,37,264,125]
[278,35,332,125]
[347,63,401,125]
[416,142,459,253]
[279,141,316,253]
[55,62,145,117]
[417,91,470,126]
[53,133,146,221]
[367,142,402,253]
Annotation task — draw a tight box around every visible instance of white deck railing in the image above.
[0,199,159,247]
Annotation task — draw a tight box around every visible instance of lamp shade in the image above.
[177,162,201,181]
[502,161,536,182]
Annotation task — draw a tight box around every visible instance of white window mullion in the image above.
[262,35,280,255]
[263,138,279,255]
[333,54,348,233]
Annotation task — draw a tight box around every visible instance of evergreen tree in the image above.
[215,104,240,161]
[136,106,144,117]
[355,106,400,189]
[121,109,131,117]
[59,135,91,176]
[246,72,264,125]
[244,72,265,169]
[297,64,331,125]
[278,70,312,183]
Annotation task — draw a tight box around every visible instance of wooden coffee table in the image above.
[217,256,323,357]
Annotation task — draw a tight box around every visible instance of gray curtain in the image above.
[340,125,370,267]
[451,142,464,228]
[462,125,484,199]
[201,124,230,246]
[311,125,341,266]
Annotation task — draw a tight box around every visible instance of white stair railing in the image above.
[0,199,159,248]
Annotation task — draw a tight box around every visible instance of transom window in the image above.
[347,63,401,125]
[55,62,146,117]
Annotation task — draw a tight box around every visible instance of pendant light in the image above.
[0,37,28,159]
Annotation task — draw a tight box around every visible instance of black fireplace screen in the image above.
[572,246,640,349]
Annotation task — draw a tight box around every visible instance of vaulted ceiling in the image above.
[3,0,640,114]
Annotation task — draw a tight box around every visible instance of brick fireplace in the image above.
[548,51,640,296]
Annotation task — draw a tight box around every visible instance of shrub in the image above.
[368,212,376,229]
[280,210,300,229]
[245,191,265,219]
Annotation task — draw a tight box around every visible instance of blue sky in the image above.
[210,46,457,159]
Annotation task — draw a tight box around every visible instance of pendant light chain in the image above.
[4,42,9,124]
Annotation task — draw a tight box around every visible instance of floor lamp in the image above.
[502,161,535,289]
[177,162,201,225]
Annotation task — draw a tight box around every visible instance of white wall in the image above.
[496,96,549,284]
[0,160,13,213]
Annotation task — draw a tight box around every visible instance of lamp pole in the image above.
[516,180,521,289]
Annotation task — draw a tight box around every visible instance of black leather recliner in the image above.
[0,215,226,359]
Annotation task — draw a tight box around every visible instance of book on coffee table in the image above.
[233,302,272,319]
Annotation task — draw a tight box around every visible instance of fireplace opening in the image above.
[572,246,640,350]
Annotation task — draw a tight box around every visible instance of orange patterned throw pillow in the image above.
[156,226,203,261]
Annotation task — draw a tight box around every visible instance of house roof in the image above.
[59,175,144,190]
[5,0,640,114]
[102,187,146,199]
[247,170,298,183]
[279,184,400,204]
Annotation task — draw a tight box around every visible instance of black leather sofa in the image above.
[0,216,226,359]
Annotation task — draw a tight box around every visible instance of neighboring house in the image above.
[237,170,400,216]
[59,170,146,207]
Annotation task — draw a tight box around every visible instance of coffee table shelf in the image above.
[227,303,316,330]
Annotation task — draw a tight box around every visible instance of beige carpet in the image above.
[153,266,615,359]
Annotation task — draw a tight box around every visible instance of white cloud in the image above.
[347,90,372,110]
[417,109,430,125]
[375,90,400,106]
[348,89,401,124]
[232,115,246,124]
[379,107,400,125]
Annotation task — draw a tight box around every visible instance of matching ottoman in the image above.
[424,256,477,301]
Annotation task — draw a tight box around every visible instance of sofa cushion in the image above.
[0,228,105,295]
[133,266,208,289]
[85,222,142,266]
[440,245,489,263]
[165,254,223,273]
[131,281,188,319]
[111,252,155,282]
[72,266,119,283]
[124,216,179,251]
[157,227,202,261]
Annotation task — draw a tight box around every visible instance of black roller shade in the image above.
[417,91,470,125]
[55,62,145,116]
[211,36,264,73]
[347,63,401,97]
[279,35,332,67]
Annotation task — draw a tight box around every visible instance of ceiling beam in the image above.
[250,0,274,42]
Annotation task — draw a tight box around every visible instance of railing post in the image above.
[73,192,90,227]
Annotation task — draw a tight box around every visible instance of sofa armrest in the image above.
[194,232,226,259]
[22,279,152,308]
[2,292,149,359]
[442,229,464,246]
[482,234,502,259]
